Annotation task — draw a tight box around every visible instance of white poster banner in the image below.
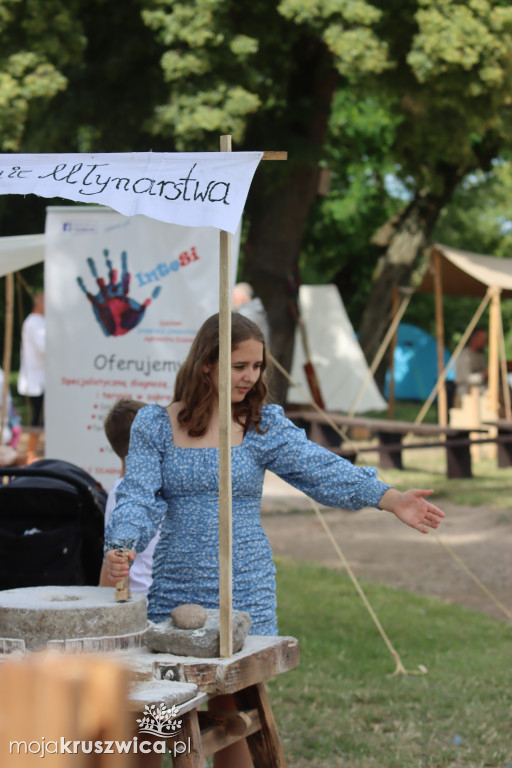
[45,207,239,489]
[0,151,262,234]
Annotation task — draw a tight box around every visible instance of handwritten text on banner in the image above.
[0,152,263,234]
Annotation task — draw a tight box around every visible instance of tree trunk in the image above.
[241,39,337,403]
[358,180,460,389]
[242,164,323,403]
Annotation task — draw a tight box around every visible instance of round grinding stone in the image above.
[0,586,147,650]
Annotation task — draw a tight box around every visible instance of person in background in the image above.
[233,281,270,345]
[17,291,45,460]
[99,398,160,595]
[455,327,488,399]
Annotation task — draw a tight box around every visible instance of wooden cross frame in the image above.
[218,137,286,656]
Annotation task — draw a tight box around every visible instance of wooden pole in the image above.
[219,134,233,658]
[415,289,493,425]
[488,288,501,418]
[433,249,448,427]
[387,288,400,419]
[1,273,14,440]
[497,299,511,419]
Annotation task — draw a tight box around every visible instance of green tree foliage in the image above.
[0,0,85,151]
[384,0,512,189]
[140,0,389,149]
[300,89,403,327]
[2,0,512,397]
[356,0,512,370]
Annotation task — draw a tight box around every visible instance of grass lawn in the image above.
[268,557,512,768]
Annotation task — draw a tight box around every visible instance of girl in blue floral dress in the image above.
[105,312,444,630]
[105,311,444,767]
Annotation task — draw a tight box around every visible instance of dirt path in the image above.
[261,473,512,622]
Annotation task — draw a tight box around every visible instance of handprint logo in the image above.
[77,249,161,337]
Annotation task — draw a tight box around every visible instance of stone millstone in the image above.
[145,608,252,657]
[0,586,147,651]
[171,603,207,629]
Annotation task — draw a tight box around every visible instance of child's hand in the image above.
[104,548,136,583]
[378,488,445,534]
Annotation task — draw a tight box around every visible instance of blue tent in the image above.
[384,323,454,401]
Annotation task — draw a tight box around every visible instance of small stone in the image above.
[145,609,252,657]
[171,604,207,630]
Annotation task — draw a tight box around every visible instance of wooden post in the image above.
[387,287,400,419]
[433,249,448,427]
[488,288,501,419]
[497,300,511,419]
[219,134,233,658]
[0,653,133,767]
[1,273,14,440]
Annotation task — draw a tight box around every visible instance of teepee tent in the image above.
[287,284,387,413]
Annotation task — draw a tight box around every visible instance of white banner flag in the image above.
[45,207,239,488]
[0,151,262,234]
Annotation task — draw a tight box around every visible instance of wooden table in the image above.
[288,409,482,479]
[129,635,300,767]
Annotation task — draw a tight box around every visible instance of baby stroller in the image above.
[0,459,107,591]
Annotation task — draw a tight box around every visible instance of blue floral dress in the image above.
[105,404,390,635]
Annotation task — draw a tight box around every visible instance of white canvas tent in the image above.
[0,234,45,277]
[287,284,387,413]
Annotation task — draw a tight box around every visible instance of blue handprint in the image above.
[77,249,161,337]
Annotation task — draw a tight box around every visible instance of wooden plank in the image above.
[262,151,287,160]
[151,636,300,695]
[127,680,200,711]
[198,708,261,756]
[234,683,288,768]
[287,409,485,437]
[218,134,233,658]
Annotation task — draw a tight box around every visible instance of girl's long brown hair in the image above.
[173,313,269,437]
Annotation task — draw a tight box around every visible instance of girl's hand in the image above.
[104,548,136,583]
[378,488,445,534]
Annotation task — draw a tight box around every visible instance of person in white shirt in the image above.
[455,327,488,399]
[99,398,160,595]
[17,292,45,459]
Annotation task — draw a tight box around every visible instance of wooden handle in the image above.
[114,549,131,602]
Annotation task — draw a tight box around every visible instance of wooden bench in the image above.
[287,409,485,479]
[483,420,512,468]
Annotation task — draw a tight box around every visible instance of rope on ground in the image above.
[432,533,512,622]
[308,496,428,677]
[270,350,511,629]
